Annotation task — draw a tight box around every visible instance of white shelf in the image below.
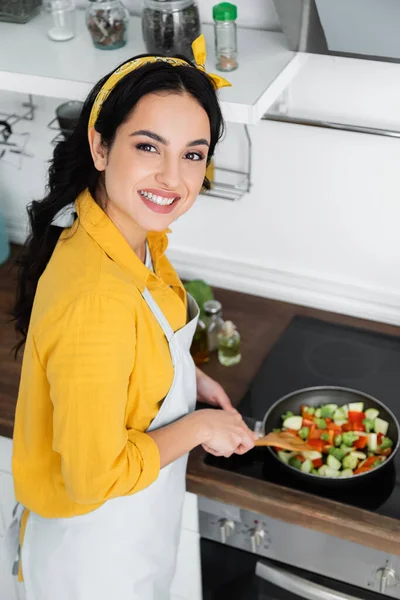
[0,12,306,124]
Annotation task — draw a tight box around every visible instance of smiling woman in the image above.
[9,36,256,600]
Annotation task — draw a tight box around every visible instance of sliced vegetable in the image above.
[340,444,354,455]
[277,451,295,464]
[334,434,342,447]
[340,469,354,478]
[301,450,322,460]
[318,465,328,476]
[365,408,379,421]
[310,467,319,474]
[367,433,378,452]
[298,427,310,441]
[288,456,303,470]
[379,437,393,450]
[342,432,359,447]
[326,455,342,471]
[321,432,330,442]
[324,467,340,478]
[374,418,389,436]
[335,419,349,427]
[348,411,366,423]
[306,407,315,415]
[350,451,367,460]
[307,439,325,452]
[348,402,364,412]
[328,447,346,462]
[343,454,358,470]
[314,408,322,418]
[333,408,346,422]
[281,410,294,421]
[354,436,368,449]
[283,415,303,431]
[315,418,327,430]
[320,404,337,418]
[312,458,323,468]
[300,459,313,473]
[362,418,375,433]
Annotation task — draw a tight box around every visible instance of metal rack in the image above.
[0,94,35,167]
[204,125,252,201]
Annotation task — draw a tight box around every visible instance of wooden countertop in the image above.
[2,246,400,555]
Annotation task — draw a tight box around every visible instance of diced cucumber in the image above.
[348,402,364,412]
[288,456,302,470]
[334,434,342,447]
[298,427,310,441]
[283,416,303,431]
[324,467,340,478]
[342,432,359,447]
[368,433,378,452]
[310,468,319,475]
[340,444,353,455]
[380,437,393,450]
[300,459,313,474]
[302,450,322,460]
[362,418,375,433]
[321,432,330,442]
[320,404,338,418]
[328,447,346,462]
[318,465,328,476]
[326,454,341,471]
[333,408,346,422]
[277,451,295,464]
[350,451,367,460]
[315,418,327,430]
[340,469,354,478]
[374,418,389,436]
[343,454,358,470]
[365,408,379,421]
[314,408,322,418]
[306,407,315,415]
[341,404,349,416]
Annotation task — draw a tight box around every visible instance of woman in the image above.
[10,36,256,599]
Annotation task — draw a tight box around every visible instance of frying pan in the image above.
[257,386,399,487]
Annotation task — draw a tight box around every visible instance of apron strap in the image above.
[141,288,174,343]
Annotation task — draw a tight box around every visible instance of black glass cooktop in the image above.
[205,316,400,519]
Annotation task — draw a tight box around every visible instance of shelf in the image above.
[0,12,307,125]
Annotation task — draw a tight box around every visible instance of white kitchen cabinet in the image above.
[0,435,25,600]
[171,492,202,600]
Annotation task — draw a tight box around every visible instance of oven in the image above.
[199,496,400,600]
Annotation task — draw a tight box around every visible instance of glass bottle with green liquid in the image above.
[218,320,241,366]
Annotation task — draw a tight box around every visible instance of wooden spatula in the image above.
[255,431,315,452]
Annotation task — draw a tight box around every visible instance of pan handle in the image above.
[242,416,264,437]
[256,561,365,600]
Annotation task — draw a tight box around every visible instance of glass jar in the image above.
[213,2,238,71]
[86,0,129,50]
[48,0,76,41]
[190,317,210,366]
[142,0,201,61]
[218,320,241,366]
[203,299,224,352]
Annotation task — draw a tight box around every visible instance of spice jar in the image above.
[190,318,210,366]
[213,2,238,72]
[86,0,129,50]
[218,320,241,366]
[203,299,224,352]
[142,0,201,61]
[48,0,76,41]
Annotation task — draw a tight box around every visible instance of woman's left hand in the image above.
[195,368,235,412]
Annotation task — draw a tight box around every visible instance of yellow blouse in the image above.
[12,189,187,519]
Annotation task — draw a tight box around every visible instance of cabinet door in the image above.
[171,528,202,600]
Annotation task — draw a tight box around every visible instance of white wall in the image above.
[2,31,400,324]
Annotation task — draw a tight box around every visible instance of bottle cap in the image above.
[222,320,236,336]
[203,300,222,315]
[213,2,237,21]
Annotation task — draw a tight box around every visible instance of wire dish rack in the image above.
[0,0,41,22]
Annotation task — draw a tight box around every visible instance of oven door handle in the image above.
[255,561,364,600]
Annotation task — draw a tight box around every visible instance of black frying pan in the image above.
[258,386,399,487]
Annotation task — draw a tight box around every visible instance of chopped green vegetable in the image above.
[314,408,322,418]
[342,432,359,447]
[310,467,319,474]
[372,459,383,468]
[273,428,281,433]
[340,444,353,455]
[277,451,294,464]
[340,469,354,478]
[320,432,330,442]
[380,437,393,450]
[315,418,327,430]
[328,447,346,462]
[306,407,315,415]
[318,465,328,476]
[374,417,389,436]
[300,459,312,473]
[288,456,302,470]
[348,402,364,412]
[350,451,367,460]
[365,408,379,421]
[368,433,378,452]
[362,418,375,433]
[283,416,303,431]
[320,405,336,418]
[302,450,322,460]
[333,408,346,422]
[324,467,340,478]
[343,454,358,470]
[281,411,294,421]
[334,434,342,447]
[298,427,310,441]
[326,455,341,471]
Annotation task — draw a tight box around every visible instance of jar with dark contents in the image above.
[86,0,129,50]
[142,0,201,61]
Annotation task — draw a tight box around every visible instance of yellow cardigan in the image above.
[13,189,187,520]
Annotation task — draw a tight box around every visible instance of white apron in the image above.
[9,289,199,600]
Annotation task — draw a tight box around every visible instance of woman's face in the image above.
[91,91,211,239]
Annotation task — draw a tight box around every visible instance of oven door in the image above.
[201,539,387,600]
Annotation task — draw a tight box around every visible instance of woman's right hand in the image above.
[196,409,257,458]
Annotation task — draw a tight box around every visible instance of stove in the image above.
[200,317,400,599]
[205,315,400,517]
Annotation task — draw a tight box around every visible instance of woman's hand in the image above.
[196,367,234,412]
[197,409,257,457]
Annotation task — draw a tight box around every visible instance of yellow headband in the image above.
[88,34,231,130]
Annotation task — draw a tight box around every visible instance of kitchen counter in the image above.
[2,246,400,555]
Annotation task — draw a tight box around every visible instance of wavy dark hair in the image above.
[12,54,224,354]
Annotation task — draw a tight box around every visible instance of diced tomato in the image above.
[307,439,324,452]
[302,418,314,428]
[348,411,365,423]
[327,422,342,432]
[353,436,368,449]
[309,427,323,440]
[351,422,366,432]
[377,433,384,445]
[312,458,323,468]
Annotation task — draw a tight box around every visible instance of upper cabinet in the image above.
[0,13,306,125]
